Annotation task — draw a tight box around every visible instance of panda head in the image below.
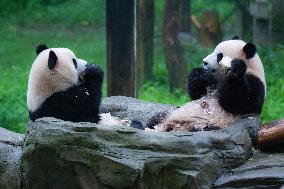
[27,44,87,112]
[202,36,266,85]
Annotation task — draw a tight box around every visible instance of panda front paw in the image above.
[188,68,216,100]
[231,59,246,77]
[85,64,104,83]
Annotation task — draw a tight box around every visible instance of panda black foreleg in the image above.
[83,64,104,102]
[82,64,104,120]
[84,64,104,93]
[187,68,216,100]
[218,59,265,115]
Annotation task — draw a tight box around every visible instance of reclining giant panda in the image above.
[145,36,266,132]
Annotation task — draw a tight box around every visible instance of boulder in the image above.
[1,96,284,189]
[3,96,280,189]
[22,115,258,189]
[100,96,178,128]
[214,152,284,189]
[0,128,24,189]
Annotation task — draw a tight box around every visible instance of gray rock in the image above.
[1,96,282,189]
[214,152,284,189]
[22,116,258,189]
[0,128,24,189]
[100,96,178,128]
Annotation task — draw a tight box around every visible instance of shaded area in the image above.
[0,128,24,189]
[214,152,284,189]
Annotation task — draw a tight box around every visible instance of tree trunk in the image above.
[163,0,187,91]
[137,0,154,87]
[235,4,243,38]
[106,0,137,97]
[235,1,253,39]
[250,0,269,45]
[178,0,191,33]
[271,0,284,44]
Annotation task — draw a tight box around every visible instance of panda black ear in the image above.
[36,44,48,55]
[232,35,240,40]
[48,50,57,70]
[243,42,256,59]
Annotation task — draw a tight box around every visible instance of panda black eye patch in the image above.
[72,59,77,69]
[217,53,223,63]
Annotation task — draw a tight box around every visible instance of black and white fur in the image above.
[27,44,103,123]
[192,37,266,115]
[143,37,266,132]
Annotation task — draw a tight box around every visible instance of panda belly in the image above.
[157,94,240,132]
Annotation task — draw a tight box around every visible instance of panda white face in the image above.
[219,56,232,68]
[40,48,87,87]
[27,45,88,112]
[202,38,266,91]
[202,39,247,71]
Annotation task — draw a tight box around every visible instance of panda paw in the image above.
[231,59,246,77]
[85,64,104,83]
[188,68,216,100]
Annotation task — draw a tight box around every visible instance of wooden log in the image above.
[106,0,137,97]
[163,0,187,91]
[137,0,154,87]
[258,118,284,150]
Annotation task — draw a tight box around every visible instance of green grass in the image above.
[0,0,283,133]
[0,0,105,28]
[258,46,284,123]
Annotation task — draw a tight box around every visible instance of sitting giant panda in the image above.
[27,44,104,123]
[146,36,266,132]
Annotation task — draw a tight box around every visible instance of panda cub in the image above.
[27,44,103,123]
[146,36,266,132]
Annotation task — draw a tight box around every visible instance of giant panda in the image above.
[145,36,266,132]
[27,44,104,123]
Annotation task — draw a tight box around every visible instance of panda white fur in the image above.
[27,44,104,123]
[146,36,266,132]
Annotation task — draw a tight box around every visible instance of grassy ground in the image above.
[0,0,283,133]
